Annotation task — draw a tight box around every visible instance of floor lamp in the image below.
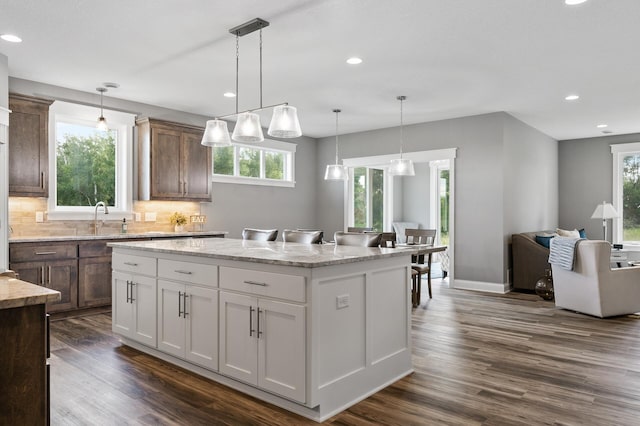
[591,201,619,242]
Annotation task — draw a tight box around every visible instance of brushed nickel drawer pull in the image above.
[124,262,139,266]
[35,251,57,255]
[244,280,267,287]
[174,270,193,275]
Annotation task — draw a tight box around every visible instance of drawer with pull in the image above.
[112,252,156,276]
[10,242,77,262]
[220,266,305,303]
[157,259,218,287]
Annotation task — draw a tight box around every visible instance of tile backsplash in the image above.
[9,197,205,237]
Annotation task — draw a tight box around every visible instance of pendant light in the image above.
[96,87,108,131]
[388,95,415,176]
[324,109,347,181]
[202,18,302,146]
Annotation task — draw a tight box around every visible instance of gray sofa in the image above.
[511,231,553,291]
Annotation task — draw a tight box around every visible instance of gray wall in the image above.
[559,133,640,241]
[1,54,8,270]
[400,162,430,227]
[9,78,318,239]
[317,112,558,287]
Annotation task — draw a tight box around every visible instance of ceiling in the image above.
[2,0,640,141]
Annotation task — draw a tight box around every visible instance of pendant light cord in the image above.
[259,28,263,109]
[398,96,406,159]
[100,90,104,116]
[235,34,239,114]
[334,109,340,164]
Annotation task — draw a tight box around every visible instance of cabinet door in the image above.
[219,292,257,384]
[258,299,306,403]
[132,275,157,347]
[11,259,77,313]
[46,259,78,312]
[8,96,50,197]
[150,126,183,199]
[185,285,218,370]
[157,280,185,358]
[112,271,134,337]
[78,256,112,308]
[181,130,211,201]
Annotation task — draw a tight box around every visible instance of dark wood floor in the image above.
[49,283,640,425]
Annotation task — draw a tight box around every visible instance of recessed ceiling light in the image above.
[346,57,363,65]
[1,34,22,43]
[223,92,236,98]
[565,0,588,5]
[565,94,580,101]
[597,124,608,128]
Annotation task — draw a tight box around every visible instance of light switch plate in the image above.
[135,212,142,222]
[35,211,44,223]
[145,212,156,222]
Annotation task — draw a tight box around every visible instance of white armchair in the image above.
[552,240,640,318]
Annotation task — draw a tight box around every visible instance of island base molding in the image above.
[119,337,412,422]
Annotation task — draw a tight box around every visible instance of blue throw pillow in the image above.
[535,235,554,248]
[579,228,587,239]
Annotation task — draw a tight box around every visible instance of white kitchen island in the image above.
[109,237,414,422]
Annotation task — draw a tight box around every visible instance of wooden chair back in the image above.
[380,232,397,248]
[405,229,436,246]
[347,227,374,233]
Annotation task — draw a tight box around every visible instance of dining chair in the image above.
[405,228,437,305]
[379,232,397,248]
[241,228,278,241]
[282,229,324,244]
[347,227,374,233]
[334,231,382,247]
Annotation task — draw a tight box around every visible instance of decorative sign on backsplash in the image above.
[190,215,207,231]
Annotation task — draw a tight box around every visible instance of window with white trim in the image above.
[47,101,135,220]
[612,142,640,244]
[212,139,296,187]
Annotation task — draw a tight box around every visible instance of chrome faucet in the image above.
[94,201,109,235]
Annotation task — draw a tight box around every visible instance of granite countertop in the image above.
[9,230,228,244]
[109,237,417,268]
[0,276,61,310]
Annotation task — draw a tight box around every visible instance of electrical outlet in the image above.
[35,211,44,223]
[336,294,350,309]
[145,212,156,222]
[135,212,142,222]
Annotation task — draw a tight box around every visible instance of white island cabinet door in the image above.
[158,280,185,358]
[112,271,134,337]
[219,292,258,385]
[185,285,218,370]
[132,275,157,347]
[258,299,306,403]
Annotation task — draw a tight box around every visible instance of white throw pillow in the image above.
[556,228,580,238]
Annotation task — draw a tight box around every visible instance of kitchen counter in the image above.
[0,275,61,310]
[108,237,413,268]
[110,237,414,421]
[10,230,227,243]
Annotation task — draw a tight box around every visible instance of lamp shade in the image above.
[388,158,415,176]
[324,164,348,181]
[97,116,108,131]
[232,112,264,143]
[201,119,231,146]
[268,105,302,138]
[591,201,619,219]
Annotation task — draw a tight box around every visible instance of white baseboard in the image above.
[450,279,510,294]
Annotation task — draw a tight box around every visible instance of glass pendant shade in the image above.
[232,112,264,143]
[388,158,415,176]
[268,105,302,138]
[324,164,348,181]
[97,116,108,131]
[201,119,231,146]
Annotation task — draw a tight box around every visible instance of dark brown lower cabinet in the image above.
[9,259,78,313]
[78,255,112,307]
[0,304,48,425]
